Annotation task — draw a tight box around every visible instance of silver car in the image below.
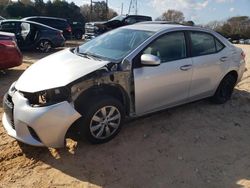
[2,23,246,148]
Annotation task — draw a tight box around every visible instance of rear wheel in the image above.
[211,74,237,104]
[78,96,125,144]
[37,40,52,53]
[74,30,83,40]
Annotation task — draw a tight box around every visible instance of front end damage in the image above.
[2,61,134,148]
[3,90,81,148]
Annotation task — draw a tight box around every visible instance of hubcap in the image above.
[39,41,51,52]
[90,106,121,139]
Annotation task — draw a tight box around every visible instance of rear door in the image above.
[133,31,193,115]
[188,31,230,99]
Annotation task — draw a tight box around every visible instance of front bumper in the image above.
[84,34,96,40]
[53,37,65,48]
[2,91,81,148]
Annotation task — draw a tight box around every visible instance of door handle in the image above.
[180,64,192,71]
[220,56,228,62]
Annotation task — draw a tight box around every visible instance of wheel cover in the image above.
[90,106,121,139]
[39,41,51,52]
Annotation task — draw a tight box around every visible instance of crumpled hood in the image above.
[15,49,108,93]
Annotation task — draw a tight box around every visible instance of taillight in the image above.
[0,40,16,47]
[66,26,72,33]
[57,31,63,37]
[241,51,246,61]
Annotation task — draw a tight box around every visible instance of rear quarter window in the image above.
[215,38,225,52]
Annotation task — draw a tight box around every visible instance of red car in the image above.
[0,31,22,70]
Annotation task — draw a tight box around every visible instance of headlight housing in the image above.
[8,81,17,96]
[22,87,71,107]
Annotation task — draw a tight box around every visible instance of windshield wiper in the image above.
[75,47,109,61]
[79,52,104,61]
[75,47,92,60]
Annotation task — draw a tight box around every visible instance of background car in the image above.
[244,39,250,44]
[0,20,65,52]
[0,31,22,70]
[85,14,152,39]
[239,39,245,44]
[22,16,72,39]
[70,21,85,40]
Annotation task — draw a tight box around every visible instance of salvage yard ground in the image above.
[0,43,250,188]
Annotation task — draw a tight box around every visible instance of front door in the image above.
[133,32,193,115]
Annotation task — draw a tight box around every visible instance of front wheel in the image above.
[79,97,125,144]
[211,74,237,104]
[37,40,52,53]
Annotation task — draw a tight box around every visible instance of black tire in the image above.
[78,96,125,144]
[36,40,52,53]
[74,30,83,40]
[211,74,237,104]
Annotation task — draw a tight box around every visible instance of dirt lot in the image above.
[0,43,250,188]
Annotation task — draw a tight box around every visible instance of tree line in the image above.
[0,1,249,39]
[157,9,250,39]
[0,0,117,23]
[205,16,250,39]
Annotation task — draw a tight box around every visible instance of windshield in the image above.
[78,28,154,61]
[109,15,126,21]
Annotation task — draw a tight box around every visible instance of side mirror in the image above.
[141,54,161,66]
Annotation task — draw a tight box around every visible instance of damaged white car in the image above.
[2,23,246,148]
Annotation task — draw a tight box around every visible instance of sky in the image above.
[14,0,250,24]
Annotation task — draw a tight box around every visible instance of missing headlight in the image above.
[22,87,71,106]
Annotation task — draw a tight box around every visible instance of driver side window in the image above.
[143,32,187,63]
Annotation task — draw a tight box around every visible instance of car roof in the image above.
[123,23,188,32]
[22,16,67,22]
[1,19,61,31]
[123,23,215,33]
[126,15,152,18]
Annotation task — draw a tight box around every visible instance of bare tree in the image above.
[160,9,185,23]
[19,0,32,5]
[205,20,224,30]
[80,2,117,22]
[0,0,9,5]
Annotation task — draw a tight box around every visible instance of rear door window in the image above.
[190,32,216,56]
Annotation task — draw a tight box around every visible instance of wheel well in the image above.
[75,29,82,33]
[74,84,130,116]
[225,70,238,82]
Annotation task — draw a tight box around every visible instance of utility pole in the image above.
[128,0,138,15]
[106,0,108,19]
[90,0,92,21]
[121,3,123,15]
